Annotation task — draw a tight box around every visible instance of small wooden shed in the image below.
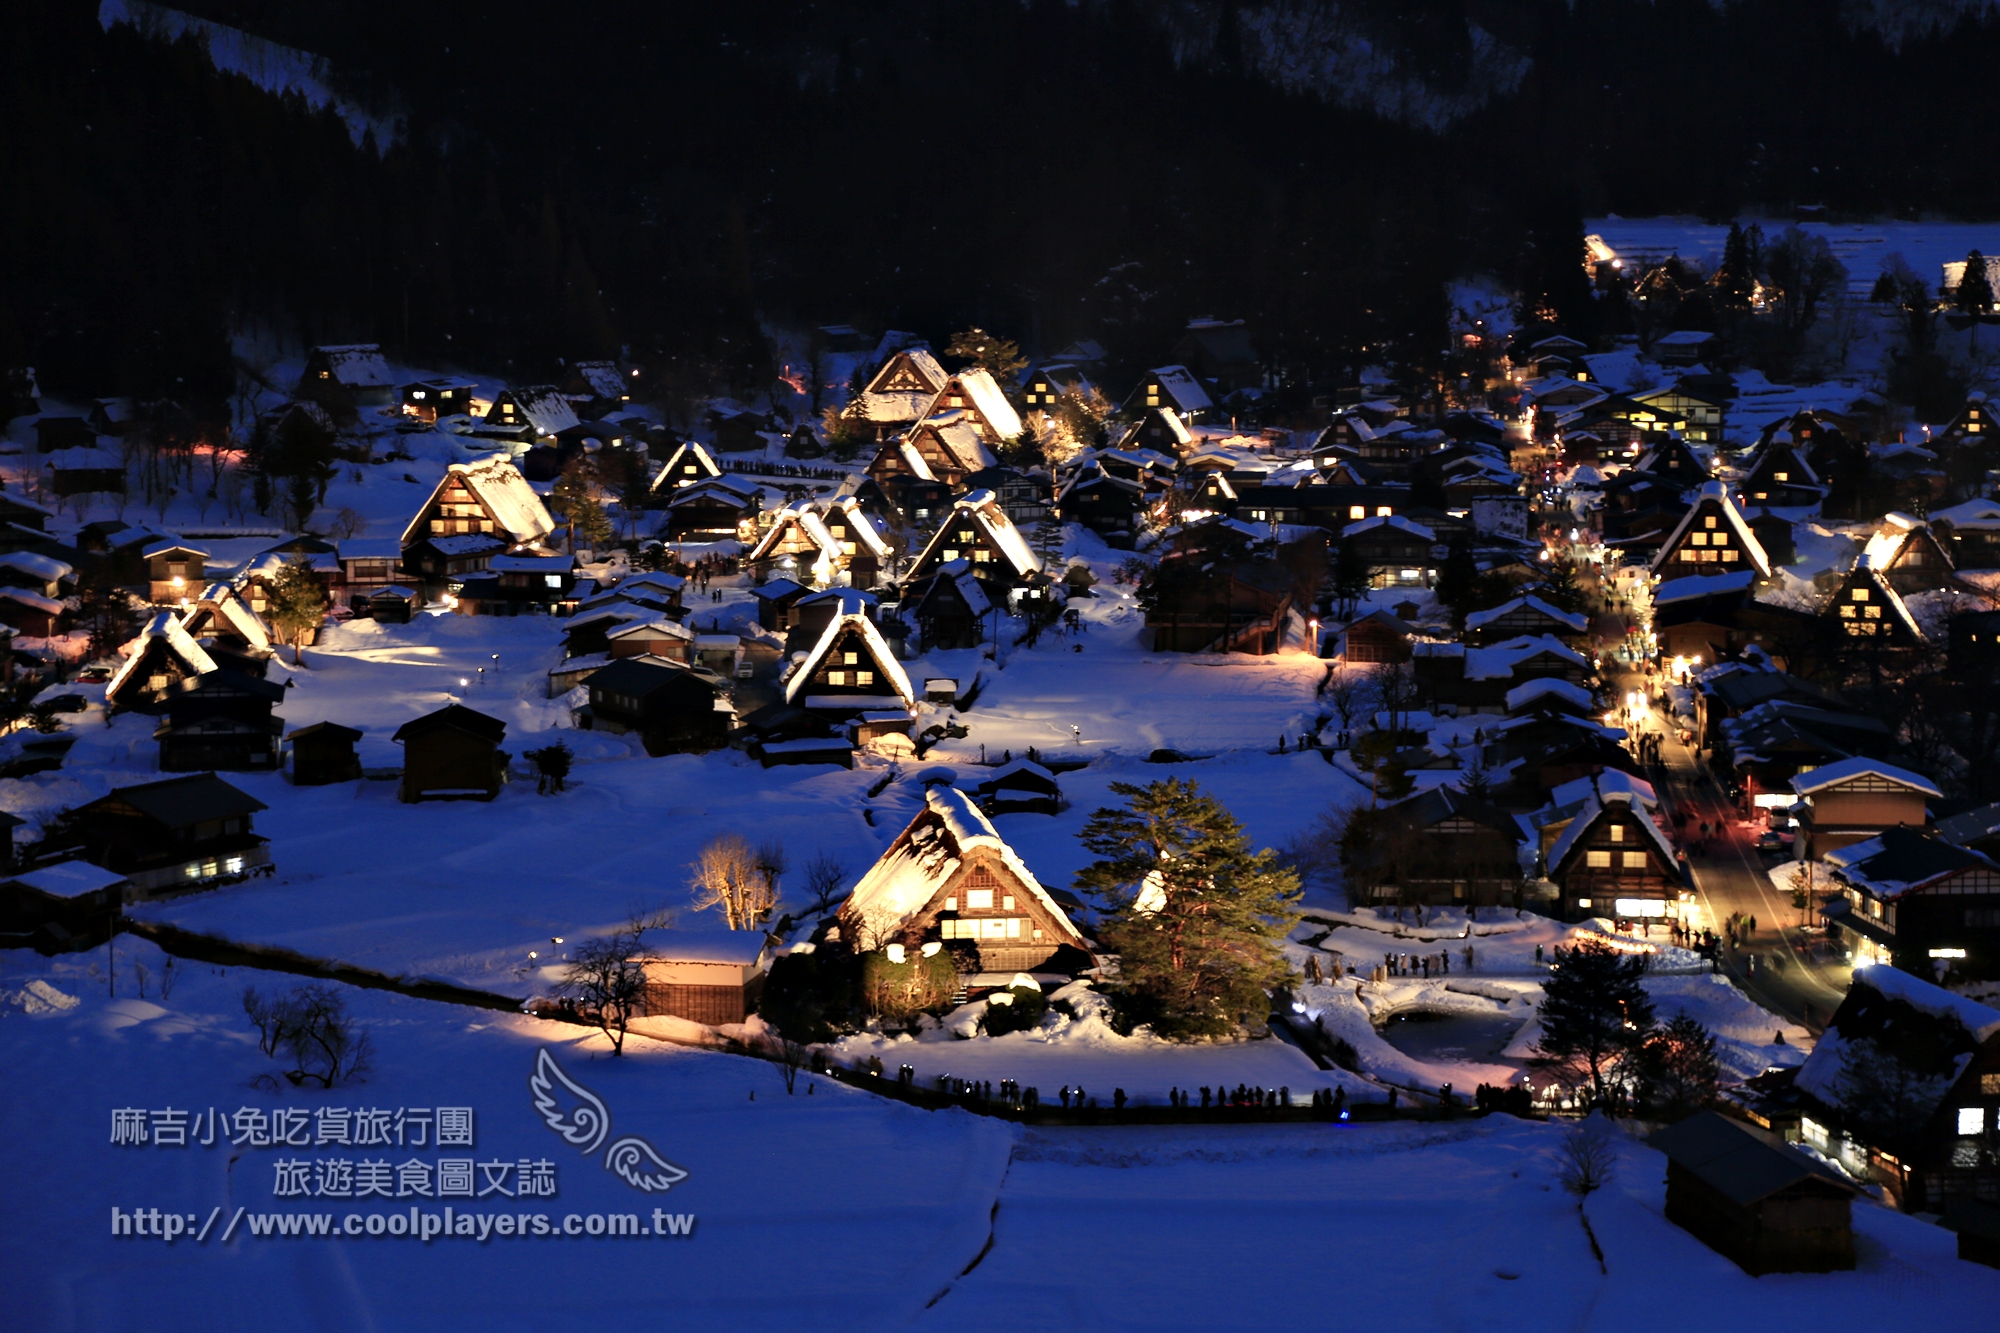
[635,931,768,1026]
[288,721,364,786]
[1649,1111,1857,1275]
[392,704,508,802]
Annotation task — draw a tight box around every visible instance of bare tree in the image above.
[801,851,848,916]
[326,507,368,540]
[1556,1114,1616,1273]
[755,838,790,906]
[690,833,776,930]
[768,1033,810,1094]
[244,983,375,1086]
[559,932,650,1056]
[1323,668,1370,740]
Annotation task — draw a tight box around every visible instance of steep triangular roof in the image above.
[179,583,273,652]
[1822,554,1923,644]
[842,786,1085,946]
[401,457,556,546]
[907,490,1041,581]
[650,440,722,492]
[783,604,914,707]
[106,612,219,702]
[1650,481,1771,578]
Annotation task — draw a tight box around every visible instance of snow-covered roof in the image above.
[1463,634,1589,681]
[605,617,693,643]
[634,930,766,967]
[916,414,1000,473]
[950,368,1024,441]
[1463,595,1588,633]
[784,607,914,707]
[488,554,573,574]
[47,447,123,470]
[1842,555,1924,641]
[1790,755,1942,798]
[1549,769,1657,810]
[1145,365,1214,413]
[1341,514,1435,541]
[852,390,934,425]
[1651,568,1757,604]
[842,786,1084,947]
[106,611,218,700]
[1860,515,1936,572]
[1548,790,1677,876]
[912,490,1040,580]
[423,533,509,558]
[337,537,403,561]
[1504,676,1594,712]
[864,347,947,397]
[181,584,272,651]
[1650,481,1771,578]
[0,588,65,615]
[0,551,74,583]
[140,539,207,560]
[569,360,627,399]
[492,386,580,437]
[1848,964,2000,1042]
[1930,497,2000,530]
[310,344,395,388]
[10,860,128,899]
[402,457,556,546]
[1794,964,2000,1110]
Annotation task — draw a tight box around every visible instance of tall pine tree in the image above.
[1076,779,1301,1039]
[1957,251,1995,316]
[1533,937,1655,1107]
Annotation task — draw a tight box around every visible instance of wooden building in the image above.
[747,497,889,588]
[399,457,557,592]
[648,440,723,497]
[296,344,397,417]
[1119,365,1214,421]
[1649,481,1771,580]
[1145,556,1295,655]
[398,377,479,423]
[287,721,363,786]
[662,476,761,539]
[392,704,508,803]
[1859,514,1955,594]
[1649,1112,1855,1275]
[454,553,580,617]
[142,541,208,606]
[580,657,731,756]
[904,490,1043,587]
[1822,555,1924,648]
[1057,463,1145,537]
[843,347,949,441]
[747,578,811,632]
[635,931,768,1026]
[1169,318,1260,395]
[0,860,132,945]
[478,386,580,443]
[975,759,1063,816]
[1336,609,1414,664]
[1789,757,1941,862]
[59,773,271,896]
[1738,437,1824,508]
[562,360,631,418]
[1462,595,1589,646]
[1822,825,2000,973]
[154,670,285,772]
[1341,514,1439,589]
[906,561,996,651]
[782,596,914,718]
[841,786,1090,975]
[1770,966,2000,1214]
[47,446,126,497]
[1347,786,1526,909]
[1543,788,1683,922]
[105,613,220,713]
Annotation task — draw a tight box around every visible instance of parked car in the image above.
[1754,830,1792,854]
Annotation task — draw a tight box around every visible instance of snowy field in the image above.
[1588,216,2000,298]
[3,939,1991,1333]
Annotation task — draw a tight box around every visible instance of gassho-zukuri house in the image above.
[838,786,1090,977]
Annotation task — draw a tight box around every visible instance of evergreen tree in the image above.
[1957,251,1995,316]
[264,556,329,665]
[1331,537,1369,617]
[945,328,1029,386]
[1635,1013,1720,1118]
[1436,534,1479,622]
[1533,937,1656,1107]
[1538,558,1586,614]
[1713,222,1762,311]
[553,458,615,552]
[1076,779,1302,1039]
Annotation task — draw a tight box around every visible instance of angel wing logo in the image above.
[529,1048,689,1193]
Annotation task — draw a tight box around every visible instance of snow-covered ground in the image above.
[9,939,1989,1333]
